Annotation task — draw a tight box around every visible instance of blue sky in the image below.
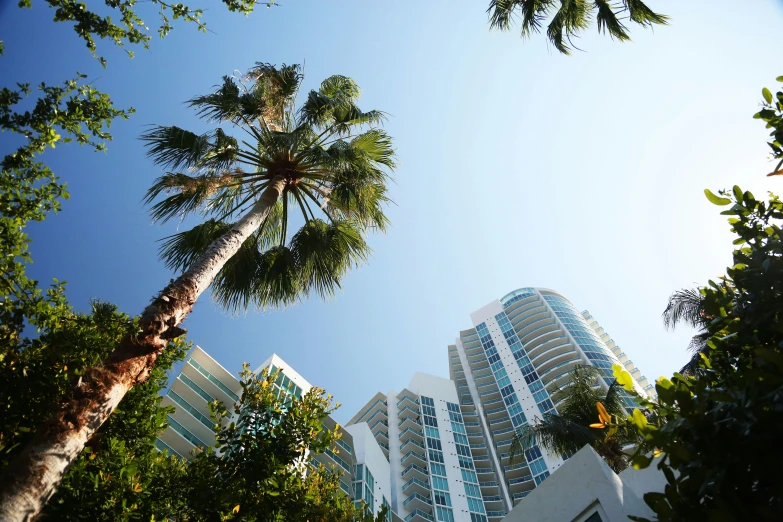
[2,0,782,423]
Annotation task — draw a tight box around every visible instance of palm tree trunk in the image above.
[0,178,286,522]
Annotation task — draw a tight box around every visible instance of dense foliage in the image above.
[0,146,190,519]
[756,77,783,176]
[509,365,643,473]
[606,185,783,521]
[178,366,385,522]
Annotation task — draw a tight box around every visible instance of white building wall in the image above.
[346,423,393,517]
[502,446,658,522]
[408,373,472,519]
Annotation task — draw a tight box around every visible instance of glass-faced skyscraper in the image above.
[448,287,653,511]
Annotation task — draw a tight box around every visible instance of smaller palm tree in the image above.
[487,0,668,55]
[509,365,637,472]
[662,288,710,375]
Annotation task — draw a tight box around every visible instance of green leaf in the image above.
[763,87,773,104]
[704,189,731,206]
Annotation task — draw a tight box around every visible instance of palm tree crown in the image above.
[141,63,395,311]
[487,0,668,55]
[509,365,637,472]
[662,287,711,374]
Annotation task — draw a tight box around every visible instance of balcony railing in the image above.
[401,463,429,478]
[479,481,498,487]
[167,415,208,448]
[400,438,426,452]
[167,390,214,431]
[402,477,430,493]
[403,493,432,508]
[187,358,239,401]
[404,509,435,522]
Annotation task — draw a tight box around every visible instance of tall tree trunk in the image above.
[0,178,286,522]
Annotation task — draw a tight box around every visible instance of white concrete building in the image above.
[501,445,664,522]
[349,373,498,522]
[156,345,241,460]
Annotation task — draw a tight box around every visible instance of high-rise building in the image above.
[348,373,500,522]
[582,310,656,398]
[156,349,395,521]
[447,287,653,512]
[349,287,654,522]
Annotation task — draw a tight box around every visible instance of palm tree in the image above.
[509,365,638,472]
[486,0,668,55]
[0,63,395,521]
[662,288,710,375]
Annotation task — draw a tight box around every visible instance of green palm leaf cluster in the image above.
[487,0,668,54]
[509,365,639,472]
[662,288,711,375]
[141,63,395,312]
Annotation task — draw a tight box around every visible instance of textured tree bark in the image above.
[0,178,286,522]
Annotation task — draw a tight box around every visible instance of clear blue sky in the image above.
[2,0,782,423]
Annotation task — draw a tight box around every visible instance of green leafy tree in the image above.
[605,185,783,521]
[509,365,642,472]
[487,0,668,54]
[176,366,386,522]
[755,76,783,176]
[13,0,277,65]
[0,63,395,519]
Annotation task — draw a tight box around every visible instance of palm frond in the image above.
[350,129,396,169]
[290,220,371,300]
[623,0,669,26]
[188,76,243,123]
[158,219,233,272]
[141,126,213,171]
[251,246,301,309]
[595,0,631,41]
[145,173,234,223]
[662,288,707,330]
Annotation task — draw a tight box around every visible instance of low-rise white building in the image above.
[501,446,664,522]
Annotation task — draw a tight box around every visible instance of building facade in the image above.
[447,287,653,513]
[348,373,499,522]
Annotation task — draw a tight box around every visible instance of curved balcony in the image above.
[401,449,427,467]
[515,314,553,338]
[399,426,424,444]
[503,461,530,479]
[400,437,426,453]
[398,395,420,411]
[507,474,535,494]
[402,477,431,497]
[506,300,543,324]
[535,349,579,378]
[398,404,421,420]
[370,418,389,434]
[403,492,432,512]
[399,415,422,431]
[487,415,511,430]
[401,463,428,481]
[487,511,507,520]
[492,425,517,443]
[483,495,504,508]
[405,509,435,522]
[479,387,501,402]
[526,334,568,360]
